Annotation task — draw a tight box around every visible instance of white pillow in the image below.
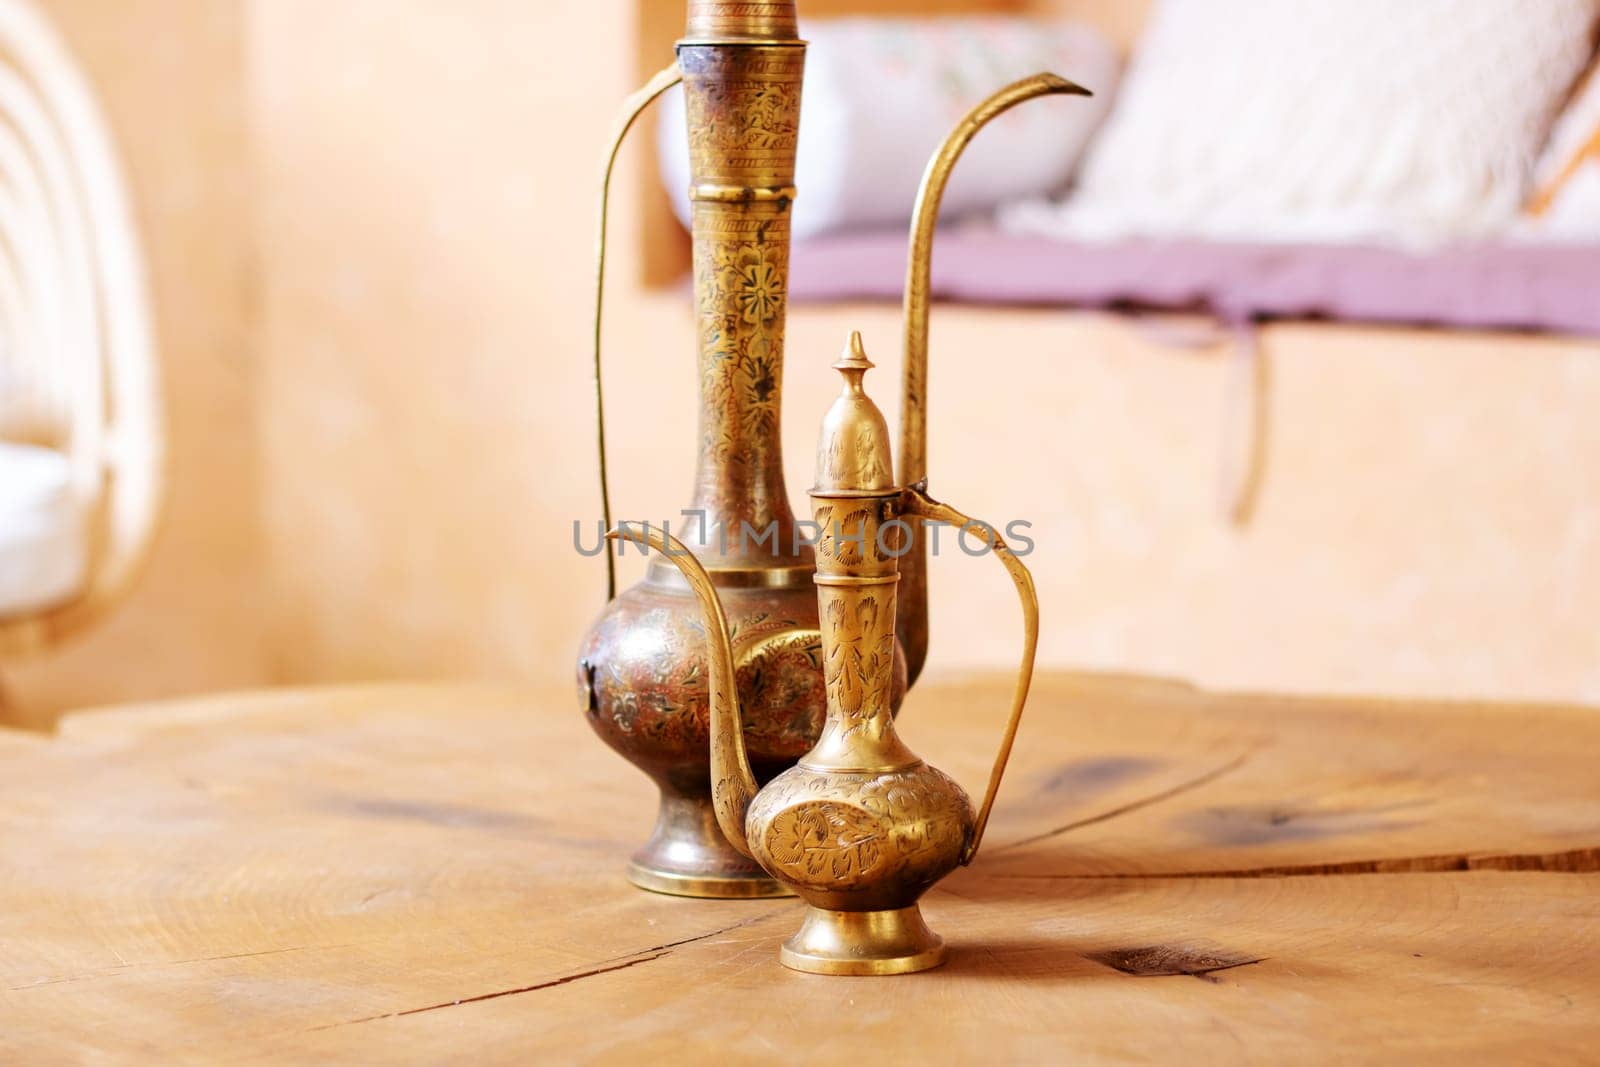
[0,441,85,616]
[658,18,1119,240]
[1003,0,1600,247]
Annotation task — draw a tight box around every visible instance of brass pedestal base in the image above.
[780,905,947,975]
[627,791,792,899]
[626,859,791,899]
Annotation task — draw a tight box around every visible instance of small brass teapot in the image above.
[611,333,1038,975]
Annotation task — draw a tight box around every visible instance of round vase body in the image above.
[579,562,907,897]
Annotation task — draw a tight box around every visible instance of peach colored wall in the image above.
[744,311,1600,707]
[1036,0,1150,49]
[6,0,266,725]
[249,0,641,685]
[245,0,1600,709]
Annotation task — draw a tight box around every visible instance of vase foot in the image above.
[626,790,792,899]
[779,904,946,975]
[625,859,790,899]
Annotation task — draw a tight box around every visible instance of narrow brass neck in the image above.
[806,487,918,773]
[807,345,917,772]
[675,23,808,570]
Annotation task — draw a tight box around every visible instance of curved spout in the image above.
[605,525,759,857]
[897,72,1092,687]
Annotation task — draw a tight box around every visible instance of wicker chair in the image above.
[0,0,160,660]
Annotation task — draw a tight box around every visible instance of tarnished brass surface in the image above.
[615,334,1040,975]
[678,38,804,564]
[581,2,906,898]
[623,791,793,899]
[780,906,945,976]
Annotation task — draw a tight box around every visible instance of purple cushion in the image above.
[788,230,1600,336]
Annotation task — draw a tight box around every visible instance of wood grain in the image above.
[2,673,1596,1063]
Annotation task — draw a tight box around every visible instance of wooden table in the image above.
[3,673,1596,1062]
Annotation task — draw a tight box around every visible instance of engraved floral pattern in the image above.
[736,247,781,326]
[765,802,886,882]
[690,222,791,528]
[579,587,826,763]
[814,501,886,569]
[684,80,801,156]
[822,593,896,739]
[750,766,974,893]
[676,45,802,539]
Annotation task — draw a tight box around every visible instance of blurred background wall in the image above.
[241,0,1600,709]
[6,0,264,724]
[8,0,1599,723]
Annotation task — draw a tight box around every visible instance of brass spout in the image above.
[605,526,759,858]
[896,72,1092,686]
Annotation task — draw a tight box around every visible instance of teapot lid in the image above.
[813,332,895,496]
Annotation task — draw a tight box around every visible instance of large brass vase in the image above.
[578,1,908,898]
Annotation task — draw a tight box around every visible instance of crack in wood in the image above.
[998,749,1256,852]
[170,944,350,965]
[991,844,1600,880]
[391,951,671,1017]
[306,914,776,1031]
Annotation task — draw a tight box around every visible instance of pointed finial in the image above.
[814,331,894,493]
[833,330,874,372]
[832,331,874,396]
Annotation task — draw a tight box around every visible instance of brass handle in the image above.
[592,63,683,602]
[900,486,1039,865]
